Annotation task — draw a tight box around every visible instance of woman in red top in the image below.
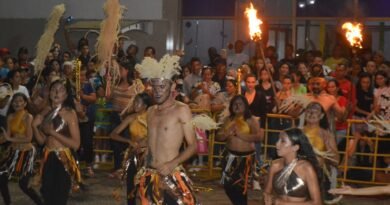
[326,79,348,144]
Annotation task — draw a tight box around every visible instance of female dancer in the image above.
[110,92,152,204]
[329,184,390,196]
[0,93,42,205]
[304,102,339,164]
[108,62,144,178]
[303,102,339,202]
[264,128,322,205]
[32,80,81,205]
[217,95,263,205]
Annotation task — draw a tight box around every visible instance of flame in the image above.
[245,3,263,41]
[342,22,363,48]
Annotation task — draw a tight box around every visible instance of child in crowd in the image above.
[94,85,112,166]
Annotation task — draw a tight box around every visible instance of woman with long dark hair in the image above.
[264,128,322,205]
[32,80,81,205]
[303,102,339,203]
[0,93,42,205]
[211,79,238,121]
[107,61,144,178]
[326,79,349,144]
[110,92,152,204]
[373,70,390,174]
[217,95,263,205]
[257,68,276,114]
[274,63,292,91]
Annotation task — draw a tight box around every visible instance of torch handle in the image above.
[74,59,81,101]
[258,41,280,112]
[237,68,242,95]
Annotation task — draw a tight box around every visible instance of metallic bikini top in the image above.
[272,159,309,198]
[41,106,70,137]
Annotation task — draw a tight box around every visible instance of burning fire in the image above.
[245,3,263,41]
[342,22,363,48]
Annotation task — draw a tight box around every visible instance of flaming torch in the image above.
[342,22,363,105]
[245,2,279,110]
[245,3,263,42]
[342,22,363,49]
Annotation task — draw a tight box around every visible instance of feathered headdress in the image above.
[135,54,181,80]
[33,4,66,74]
[94,0,125,98]
[366,115,390,134]
[191,114,220,130]
[95,0,124,80]
[279,94,311,114]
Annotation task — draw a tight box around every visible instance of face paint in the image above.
[150,78,172,105]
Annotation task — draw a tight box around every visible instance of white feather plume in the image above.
[135,54,181,80]
[191,114,220,131]
[33,4,65,74]
[279,94,311,113]
[366,115,390,133]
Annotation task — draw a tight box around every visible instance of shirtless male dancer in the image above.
[135,54,199,205]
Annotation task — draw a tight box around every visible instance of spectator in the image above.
[143,46,156,59]
[291,70,307,95]
[0,57,9,82]
[227,40,249,71]
[256,68,276,114]
[183,57,202,96]
[126,44,139,63]
[208,47,221,67]
[324,45,348,71]
[326,79,349,144]
[313,56,332,76]
[212,60,227,92]
[252,58,265,79]
[280,43,296,65]
[274,63,291,91]
[191,66,220,110]
[297,61,310,84]
[4,57,16,70]
[334,63,356,108]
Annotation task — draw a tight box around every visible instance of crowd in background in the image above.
[0,37,389,184]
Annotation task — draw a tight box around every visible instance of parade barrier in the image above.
[187,109,216,176]
[206,111,224,177]
[338,119,390,185]
[262,113,296,162]
[206,113,297,178]
[91,107,390,186]
[93,108,114,167]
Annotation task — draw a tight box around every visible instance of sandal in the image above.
[86,166,95,177]
[108,169,122,179]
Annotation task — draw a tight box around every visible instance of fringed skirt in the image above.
[135,166,199,205]
[121,147,146,181]
[0,144,36,178]
[39,148,82,187]
[221,149,255,194]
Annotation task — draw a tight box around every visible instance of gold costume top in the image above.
[129,112,148,142]
[10,110,26,136]
[225,116,251,136]
[303,126,326,152]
